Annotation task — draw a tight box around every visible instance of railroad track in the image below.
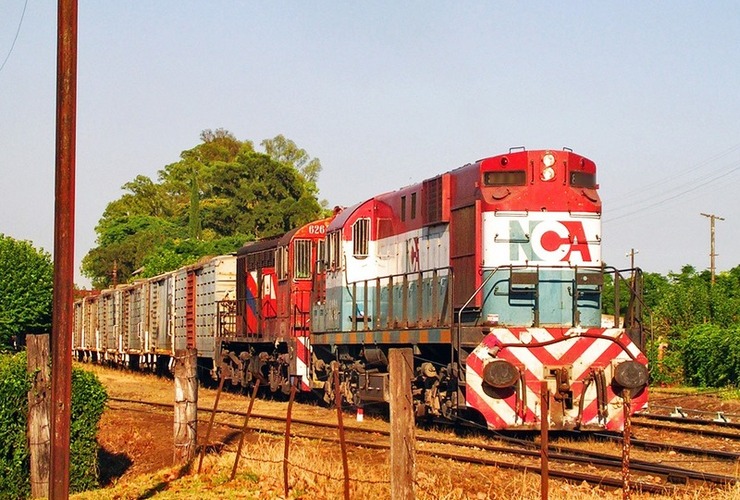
[593,432,740,461]
[632,416,740,441]
[107,397,738,493]
[636,410,740,429]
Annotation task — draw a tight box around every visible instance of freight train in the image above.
[73,148,649,431]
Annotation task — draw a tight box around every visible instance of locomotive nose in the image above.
[613,360,649,390]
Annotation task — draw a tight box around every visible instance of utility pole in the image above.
[700,213,725,285]
[51,0,78,498]
[626,248,639,289]
[626,248,639,270]
[626,248,639,279]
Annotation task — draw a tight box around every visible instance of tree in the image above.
[81,216,183,288]
[82,130,327,287]
[0,235,53,349]
[261,134,322,185]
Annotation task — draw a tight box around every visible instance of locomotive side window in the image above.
[411,192,417,219]
[293,239,312,280]
[352,218,370,259]
[570,171,596,188]
[483,170,526,186]
[327,230,342,270]
[275,245,289,281]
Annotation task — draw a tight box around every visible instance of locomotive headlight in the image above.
[613,360,649,390]
[542,153,555,167]
[482,359,520,388]
[540,167,555,181]
[541,153,556,181]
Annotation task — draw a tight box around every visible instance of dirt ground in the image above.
[78,364,740,499]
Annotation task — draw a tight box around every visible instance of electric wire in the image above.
[0,0,29,76]
[603,158,740,224]
[604,143,740,211]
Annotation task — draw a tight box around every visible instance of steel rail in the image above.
[108,397,736,489]
[635,412,740,430]
[594,432,740,461]
[107,398,674,494]
[631,420,740,440]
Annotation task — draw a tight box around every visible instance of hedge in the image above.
[682,323,740,388]
[0,352,108,499]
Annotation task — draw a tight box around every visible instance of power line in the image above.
[603,160,740,224]
[0,0,29,76]
[605,143,740,211]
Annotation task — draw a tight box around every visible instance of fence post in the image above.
[389,348,415,500]
[540,381,549,500]
[230,379,261,481]
[173,348,198,465]
[27,334,51,499]
[622,389,632,499]
[197,365,227,473]
[334,367,351,500]
[284,380,297,497]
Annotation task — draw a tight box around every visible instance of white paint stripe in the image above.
[295,337,310,387]
[466,369,518,424]
[570,338,612,380]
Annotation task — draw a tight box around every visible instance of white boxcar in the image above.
[174,255,237,365]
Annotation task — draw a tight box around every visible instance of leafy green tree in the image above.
[0,235,53,349]
[262,134,322,186]
[138,234,249,278]
[81,216,183,288]
[82,130,326,287]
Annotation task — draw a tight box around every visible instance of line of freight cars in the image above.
[74,148,650,431]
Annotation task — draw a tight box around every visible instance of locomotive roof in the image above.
[326,201,363,231]
[236,234,283,255]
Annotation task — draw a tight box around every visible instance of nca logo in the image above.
[508,219,596,263]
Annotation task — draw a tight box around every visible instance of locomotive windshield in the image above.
[483,170,526,186]
[570,171,596,188]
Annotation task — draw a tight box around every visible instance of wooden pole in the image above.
[197,365,226,473]
[173,348,198,465]
[284,380,297,497]
[230,379,260,481]
[540,381,549,500]
[50,1,77,497]
[27,334,51,499]
[389,348,415,500]
[622,390,632,500]
[700,213,725,285]
[334,367,351,500]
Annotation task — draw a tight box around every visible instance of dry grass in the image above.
[71,363,740,499]
[71,430,740,500]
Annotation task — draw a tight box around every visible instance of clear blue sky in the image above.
[1,2,739,287]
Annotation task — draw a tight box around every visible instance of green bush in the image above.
[0,235,54,350]
[682,324,740,388]
[0,353,31,499]
[70,369,108,491]
[0,352,108,498]
[645,337,684,386]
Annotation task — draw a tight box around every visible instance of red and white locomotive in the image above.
[73,148,648,431]
[218,148,648,431]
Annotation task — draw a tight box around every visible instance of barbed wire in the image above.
[231,453,391,486]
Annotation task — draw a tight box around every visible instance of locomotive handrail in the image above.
[602,265,650,351]
[345,266,453,331]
